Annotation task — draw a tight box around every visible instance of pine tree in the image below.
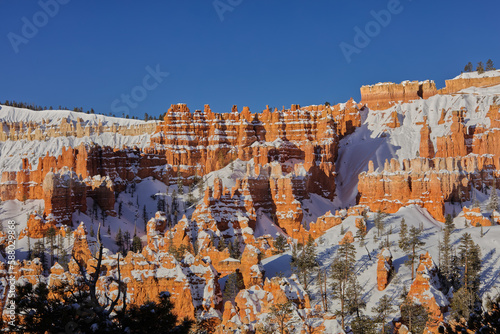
[317,268,329,312]
[398,218,409,252]
[59,248,69,270]
[115,228,124,254]
[350,315,377,334]
[458,233,481,292]
[477,61,485,74]
[464,62,473,72]
[177,167,184,195]
[330,240,356,329]
[267,301,297,334]
[217,236,227,251]
[440,214,455,290]
[374,210,384,237]
[187,183,195,206]
[231,238,242,259]
[273,235,287,254]
[450,286,477,324]
[118,201,122,218]
[486,59,496,71]
[27,235,32,260]
[346,275,366,319]
[223,272,244,302]
[132,235,142,253]
[372,295,395,334]
[123,231,131,252]
[46,227,56,267]
[406,226,425,280]
[400,297,429,334]
[197,176,205,197]
[487,188,498,211]
[291,235,318,290]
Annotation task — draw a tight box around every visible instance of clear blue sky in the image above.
[1,0,499,118]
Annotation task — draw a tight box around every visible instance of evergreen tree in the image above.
[406,226,425,280]
[398,218,410,252]
[458,233,481,292]
[230,238,242,259]
[350,315,377,334]
[27,235,32,260]
[477,61,485,74]
[450,286,478,325]
[372,295,395,334]
[346,275,366,319]
[374,210,384,237]
[273,235,287,254]
[197,176,205,197]
[46,227,57,266]
[317,268,329,312]
[123,231,131,252]
[330,240,356,329]
[440,214,456,290]
[291,235,318,290]
[33,240,47,270]
[400,298,429,334]
[132,235,142,253]
[187,183,195,206]
[486,59,496,71]
[267,301,297,334]
[223,271,244,302]
[118,201,122,218]
[143,205,148,224]
[217,236,227,251]
[121,292,193,333]
[107,225,111,236]
[471,187,480,208]
[487,188,498,211]
[177,167,184,195]
[464,62,473,72]
[115,228,124,254]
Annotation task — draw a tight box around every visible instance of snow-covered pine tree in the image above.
[372,295,395,334]
[486,59,496,71]
[398,218,409,252]
[487,187,498,211]
[330,239,356,329]
[406,226,425,280]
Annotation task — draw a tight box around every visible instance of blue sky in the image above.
[1,0,499,118]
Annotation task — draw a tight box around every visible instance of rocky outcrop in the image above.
[407,252,447,333]
[438,72,500,94]
[462,206,499,227]
[377,248,393,291]
[220,276,310,332]
[419,117,435,159]
[435,110,470,158]
[360,80,437,110]
[72,222,93,265]
[0,116,157,142]
[42,168,87,224]
[151,103,348,199]
[361,72,500,112]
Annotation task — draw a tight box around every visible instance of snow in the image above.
[332,84,500,210]
[262,204,500,326]
[0,105,156,171]
[453,69,500,80]
[0,105,152,126]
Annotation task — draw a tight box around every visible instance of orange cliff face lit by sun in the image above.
[360,72,500,111]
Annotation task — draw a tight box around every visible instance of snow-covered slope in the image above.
[0,105,156,171]
[0,105,149,126]
[333,84,500,208]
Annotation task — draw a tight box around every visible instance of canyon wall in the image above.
[360,80,437,110]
